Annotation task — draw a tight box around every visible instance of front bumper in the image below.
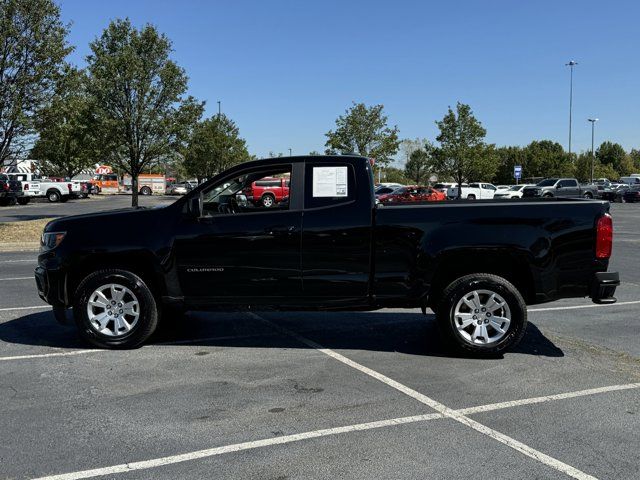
[591,271,620,304]
[34,265,66,307]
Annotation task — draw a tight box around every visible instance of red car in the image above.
[244,176,290,208]
[378,185,446,204]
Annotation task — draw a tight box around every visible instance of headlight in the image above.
[40,231,66,252]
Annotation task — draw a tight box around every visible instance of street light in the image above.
[566,60,578,155]
[217,101,221,117]
[288,148,292,157]
[588,118,599,183]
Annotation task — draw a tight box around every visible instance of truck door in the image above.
[174,162,303,303]
[557,179,579,197]
[301,160,372,299]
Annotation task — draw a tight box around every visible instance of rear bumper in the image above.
[591,271,620,304]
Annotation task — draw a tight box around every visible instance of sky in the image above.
[59,0,639,162]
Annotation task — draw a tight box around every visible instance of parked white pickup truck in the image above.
[447,182,498,199]
[7,173,73,203]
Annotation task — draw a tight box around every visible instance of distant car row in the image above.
[374,176,640,204]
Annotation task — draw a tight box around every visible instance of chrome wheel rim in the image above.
[453,289,511,345]
[263,196,274,207]
[86,283,140,337]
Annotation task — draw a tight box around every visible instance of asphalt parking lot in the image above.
[0,203,639,479]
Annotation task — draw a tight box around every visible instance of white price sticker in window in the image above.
[312,166,348,197]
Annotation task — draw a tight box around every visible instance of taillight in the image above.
[2,183,8,191]
[596,214,613,259]
[24,183,29,190]
[67,183,72,192]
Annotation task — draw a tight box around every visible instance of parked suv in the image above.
[0,174,23,206]
[244,176,290,208]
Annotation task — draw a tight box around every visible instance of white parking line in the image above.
[0,350,97,362]
[31,413,445,480]
[458,383,640,415]
[0,305,50,312]
[252,314,599,480]
[0,259,34,263]
[29,380,639,480]
[528,300,640,312]
[0,276,33,281]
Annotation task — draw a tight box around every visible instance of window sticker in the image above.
[312,166,348,197]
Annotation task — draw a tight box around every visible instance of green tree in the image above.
[183,114,250,183]
[493,146,526,184]
[31,66,97,178]
[0,0,71,164]
[404,141,436,184]
[522,140,573,179]
[325,102,400,168]
[596,141,626,173]
[629,149,640,172]
[86,19,203,206]
[433,102,494,198]
[378,166,409,184]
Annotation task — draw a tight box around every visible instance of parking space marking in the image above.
[0,350,97,362]
[28,379,639,480]
[253,314,598,480]
[0,276,32,281]
[528,300,640,312]
[31,413,445,480]
[0,259,34,263]
[0,305,50,312]
[457,383,640,415]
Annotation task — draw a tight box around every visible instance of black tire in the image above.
[436,273,527,356]
[583,192,593,199]
[543,193,553,198]
[17,197,30,205]
[140,186,152,196]
[261,193,276,208]
[467,194,476,200]
[0,198,9,206]
[73,269,158,349]
[47,190,61,203]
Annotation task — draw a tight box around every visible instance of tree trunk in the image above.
[457,174,462,199]
[131,175,139,207]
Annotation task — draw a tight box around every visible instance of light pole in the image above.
[588,118,598,183]
[288,148,292,157]
[566,60,578,156]
[217,101,221,117]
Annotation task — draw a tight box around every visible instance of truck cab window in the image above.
[200,166,292,216]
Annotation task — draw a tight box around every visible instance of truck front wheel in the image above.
[73,269,158,349]
[436,273,527,356]
[140,186,152,195]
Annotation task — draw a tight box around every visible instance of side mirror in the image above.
[189,194,202,217]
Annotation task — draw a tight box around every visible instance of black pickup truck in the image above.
[35,156,619,356]
[0,174,23,206]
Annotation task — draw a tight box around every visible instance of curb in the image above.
[0,243,39,252]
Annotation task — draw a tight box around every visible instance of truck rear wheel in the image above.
[47,190,61,202]
[73,269,158,349]
[140,186,152,195]
[436,273,527,356]
[261,193,275,207]
[583,192,593,199]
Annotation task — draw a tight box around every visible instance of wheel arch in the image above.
[66,252,167,306]
[427,249,535,306]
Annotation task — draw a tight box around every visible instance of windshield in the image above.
[537,179,557,187]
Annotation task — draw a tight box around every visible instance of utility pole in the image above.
[588,118,599,183]
[566,61,578,156]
